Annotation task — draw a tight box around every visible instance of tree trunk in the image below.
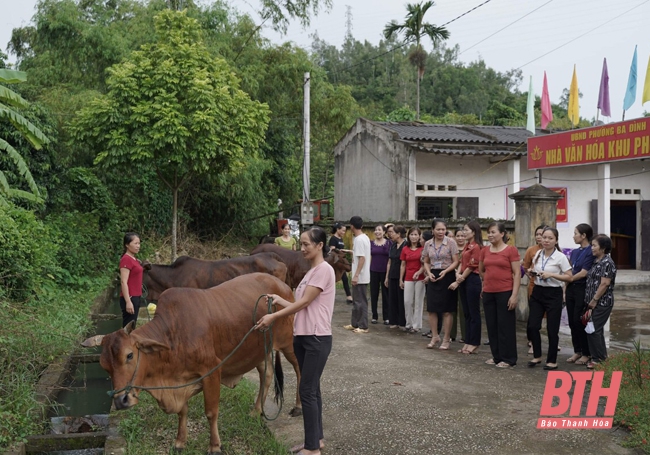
[416,71,420,120]
[172,186,178,262]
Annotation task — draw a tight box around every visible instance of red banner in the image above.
[527,117,650,170]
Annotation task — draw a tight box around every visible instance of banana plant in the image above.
[0,68,48,204]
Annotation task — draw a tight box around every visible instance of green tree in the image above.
[0,69,48,204]
[71,10,270,259]
[383,1,449,120]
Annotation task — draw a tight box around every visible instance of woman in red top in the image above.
[400,227,425,333]
[119,232,144,328]
[478,222,521,368]
[450,220,483,354]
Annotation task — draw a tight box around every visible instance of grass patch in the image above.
[599,340,650,452]
[118,379,289,454]
[0,276,112,448]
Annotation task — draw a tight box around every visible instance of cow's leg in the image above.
[252,352,274,417]
[252,362,265,416]
[202,371,222,454]
[282,348,303,417]
[173,402,189,451]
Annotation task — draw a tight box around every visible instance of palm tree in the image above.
[0,68,48,204]
[384,1,449,120]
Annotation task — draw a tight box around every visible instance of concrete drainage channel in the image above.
[4,286,130,455]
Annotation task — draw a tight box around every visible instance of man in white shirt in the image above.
[344,215,371,333]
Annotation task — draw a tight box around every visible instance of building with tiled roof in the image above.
[333,118,650,269]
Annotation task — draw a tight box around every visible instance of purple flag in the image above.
[597,58,611,117]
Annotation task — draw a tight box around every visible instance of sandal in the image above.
[291,440,325,453]
[464,345,479,355]
[566,353,582,363]
[575,356,590,365]
[496,361,513,368]
[439,339,451,350]
[586,361,598,369]
[485,358,496,365]
[427,336,440,349]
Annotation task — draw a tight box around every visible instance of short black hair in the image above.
[349,216,363,229]
[592,234,613,254]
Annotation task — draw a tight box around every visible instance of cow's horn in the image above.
[81,335,105,347]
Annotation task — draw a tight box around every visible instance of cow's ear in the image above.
[135,337,170,354]
[141,261,152,271]
[123,321,136,335]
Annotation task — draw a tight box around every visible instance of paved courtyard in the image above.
[263,287,649,455]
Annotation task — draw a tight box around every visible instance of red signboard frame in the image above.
[527,117,650,170]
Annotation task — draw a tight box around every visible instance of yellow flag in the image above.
[568,65,579,126]
[643,55,650,105]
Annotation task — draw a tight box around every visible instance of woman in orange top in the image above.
[479,222,521,368]
[450,220,483,354]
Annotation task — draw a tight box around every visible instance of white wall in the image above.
[415,152,511,218]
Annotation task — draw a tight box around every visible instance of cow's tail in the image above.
[273,350,284,405]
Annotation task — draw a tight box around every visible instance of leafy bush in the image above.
[0,204,58,300]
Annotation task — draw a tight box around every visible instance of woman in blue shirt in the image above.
[565,224,595,365]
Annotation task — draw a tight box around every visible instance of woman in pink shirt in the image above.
[256,226,335,455]
[119,232,143,328]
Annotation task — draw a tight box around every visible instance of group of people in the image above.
[116,215,617,455]
[337,217,618,371]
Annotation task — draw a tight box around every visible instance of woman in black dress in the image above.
[384,225,407,328]
[422,220,459,350]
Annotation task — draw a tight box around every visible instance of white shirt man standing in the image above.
[344,215,371,333]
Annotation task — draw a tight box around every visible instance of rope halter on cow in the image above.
[105,294,284,420]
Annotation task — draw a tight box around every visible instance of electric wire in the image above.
[458,0,554,56]
[324,0,493,76]
[515,0,650,70]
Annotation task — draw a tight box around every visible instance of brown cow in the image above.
[250,243,351,289]
[82,274,295,455]
[143,253,287,301]
[141,253,302,416]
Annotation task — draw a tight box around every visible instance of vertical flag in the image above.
[568,65,579,127]
[623,45,637,111]
[541,71,553,129]
[597,58,611,117]
[526,76,535,134]
[643,54,650,105]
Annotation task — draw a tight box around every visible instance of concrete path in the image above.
[264,289,641,455]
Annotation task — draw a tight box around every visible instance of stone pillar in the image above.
[508,184,561,320]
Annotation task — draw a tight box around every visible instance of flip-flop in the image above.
[566,354,581,363]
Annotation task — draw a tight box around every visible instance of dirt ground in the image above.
[260,288,639,455]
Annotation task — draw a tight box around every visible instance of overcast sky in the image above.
[2,0,650,121]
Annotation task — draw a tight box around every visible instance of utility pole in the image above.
[301,72,313,225]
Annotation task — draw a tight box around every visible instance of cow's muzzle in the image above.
[113,392,137,410]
